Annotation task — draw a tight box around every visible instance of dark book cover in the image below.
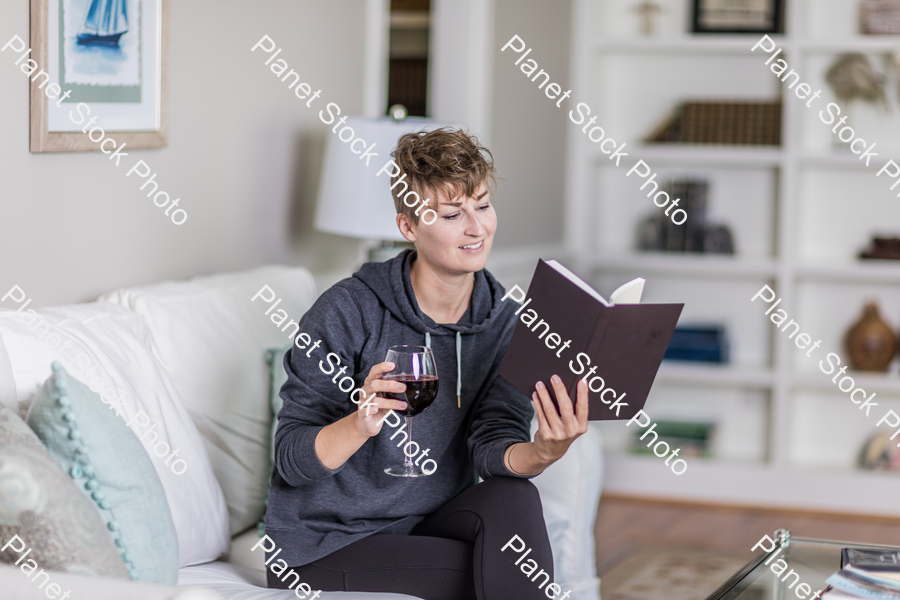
[499,260,683,421]
[842,548,900,572]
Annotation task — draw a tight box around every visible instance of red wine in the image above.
[383,375,439,416]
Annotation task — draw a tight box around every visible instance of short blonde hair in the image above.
[390,128,496,224]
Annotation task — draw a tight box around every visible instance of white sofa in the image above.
[0,266,603,600]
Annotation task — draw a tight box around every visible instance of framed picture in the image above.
[29,0,169,152]
[692,0,785,34]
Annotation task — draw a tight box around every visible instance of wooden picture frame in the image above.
[29,0,169,152]
[692,0,785,34]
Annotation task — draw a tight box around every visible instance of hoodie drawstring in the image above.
[424,332,462,408]
[455,331,462,408]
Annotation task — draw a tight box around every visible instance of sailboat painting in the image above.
[62,0,141,89]
[77,0,129,47]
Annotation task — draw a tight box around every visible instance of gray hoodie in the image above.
[265,249,534,567]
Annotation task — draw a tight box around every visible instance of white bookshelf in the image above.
[566,0,900,515]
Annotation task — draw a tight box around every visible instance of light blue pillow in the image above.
[266,345,291,468]
[260,346,290,536]
[26,362,179,584]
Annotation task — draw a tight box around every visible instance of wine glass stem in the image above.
[404,415,414,471]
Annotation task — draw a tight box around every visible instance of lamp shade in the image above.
[314,117,445,241]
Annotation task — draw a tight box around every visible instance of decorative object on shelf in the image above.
[633,1,663,35]
[859,236,900,260]
[637,179,736,254]
[671,179,707,252]
[703,226,736,254]
[826,54,888,109]
[861,0,900,35]
[691,0,784,34]
[858,431,900,470]
[631,420,716,458]
[663,326,730,363]
[646,101,782,146]
[844,302,897,371]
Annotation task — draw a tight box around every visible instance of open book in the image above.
[544,260,646,306]
[499,259,683,421]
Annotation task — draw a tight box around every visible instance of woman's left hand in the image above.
[531,375,589,465]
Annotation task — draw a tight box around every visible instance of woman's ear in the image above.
[396,213,417,242]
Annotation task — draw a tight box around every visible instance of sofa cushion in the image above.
[530,419,603,600]
[0,563,223,600]
[27,363,179,584]
[0,303,229,567]
[101,266,317,535]
[179,561,422,599]
[0,404,130,579]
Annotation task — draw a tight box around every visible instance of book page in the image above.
[544,260,609,306]
[544,260,644,306]
[610,278,645,305]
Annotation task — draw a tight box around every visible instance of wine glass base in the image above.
[384,464,431,477]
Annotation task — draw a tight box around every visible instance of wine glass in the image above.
[381,345,439,477]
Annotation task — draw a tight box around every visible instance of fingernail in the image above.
[536,381,545,391]
[551,375,561,384]
[401,402,408,409]
[386,362,394,369]
[578,378,586,387]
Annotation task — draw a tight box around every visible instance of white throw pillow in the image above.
[100,266,317,535]
[0,303,230,567]
[531,419,604,600]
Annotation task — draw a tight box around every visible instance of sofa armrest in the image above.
[0,565,224,600]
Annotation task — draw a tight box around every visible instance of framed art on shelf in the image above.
[691,0,785,34]
[29,0,169,153]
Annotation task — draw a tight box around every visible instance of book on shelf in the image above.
[499,259,683,421]
[635,179,736,255]
[630,420,716,457]
[647,101,782,146]
[664,326,730,363]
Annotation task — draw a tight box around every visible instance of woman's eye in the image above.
[444,213,461,220]
[478,204,490,211]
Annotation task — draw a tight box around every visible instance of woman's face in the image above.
[397,182,497,276]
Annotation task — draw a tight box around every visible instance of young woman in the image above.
[266,128,588,600]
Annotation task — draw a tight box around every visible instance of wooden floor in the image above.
[595,494,900,570]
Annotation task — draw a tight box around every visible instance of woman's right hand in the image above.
[354,361,408,438]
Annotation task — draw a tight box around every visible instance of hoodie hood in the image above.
[353,249,508,336]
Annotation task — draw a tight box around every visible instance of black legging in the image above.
[267,476,555,600]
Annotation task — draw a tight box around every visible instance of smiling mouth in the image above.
[460,241,484,250]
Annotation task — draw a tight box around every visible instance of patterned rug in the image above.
[598,546,756,600]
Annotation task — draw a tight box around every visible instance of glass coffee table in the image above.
[705,529,900,600]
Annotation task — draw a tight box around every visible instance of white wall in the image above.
[490,0,572,247]
[429,0,494,142]
[0,0,368,306]
[0,0,570,308]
